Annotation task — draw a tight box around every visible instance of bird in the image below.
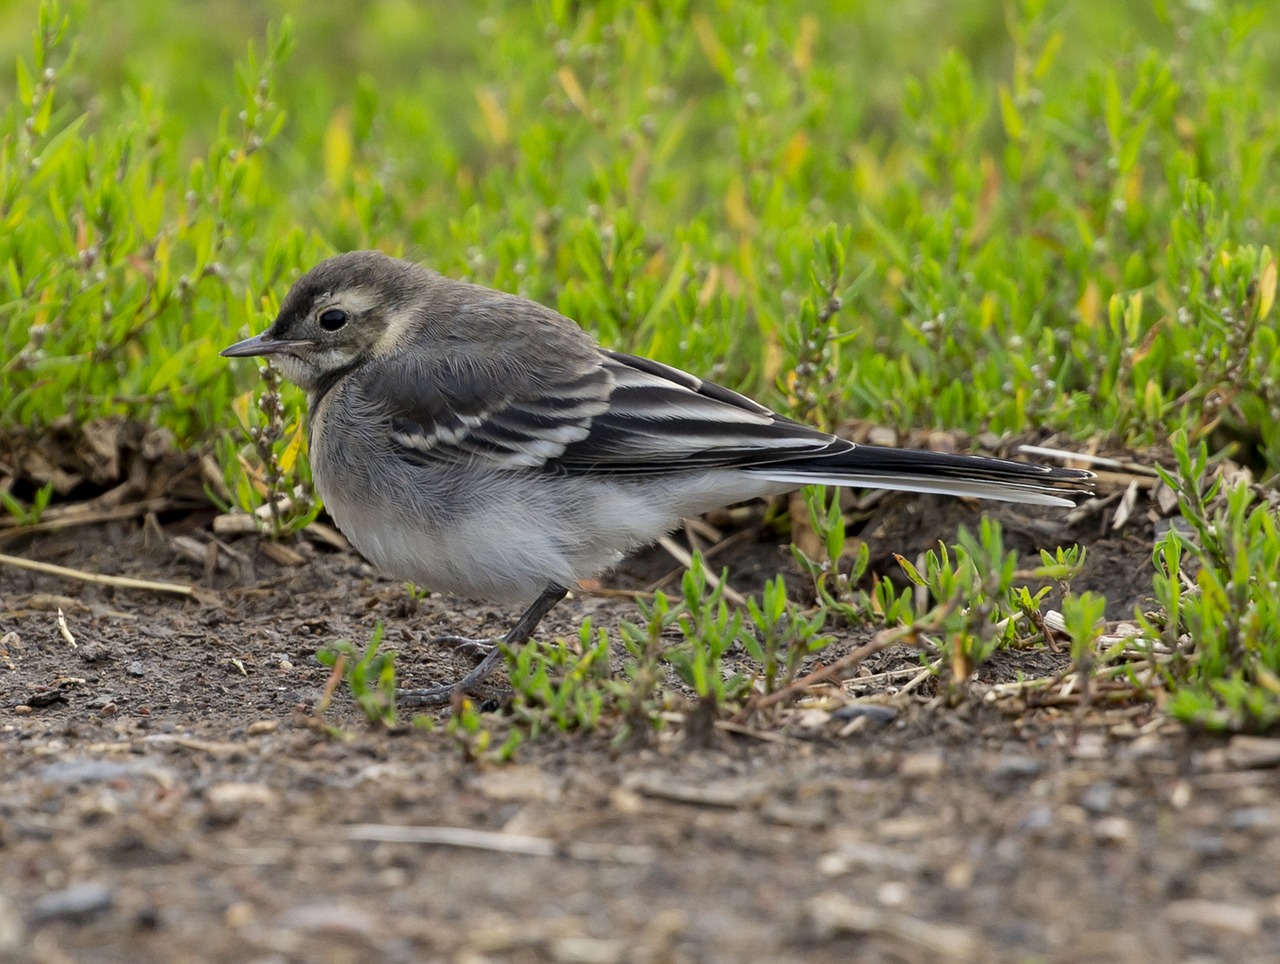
[221,250,1093,704]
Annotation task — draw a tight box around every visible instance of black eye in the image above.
[318,308,348,331]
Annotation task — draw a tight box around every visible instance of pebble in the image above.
[899,750,944,779]
[1226,736,1280,770]
[548,936,627,964]
[1094,817,1134,845]
[1069,732,1108,759]
[30,882,114,925]
[0,894,23,952]
[818,841,923,875]
[832,704,898,723]
[1229,806,1280,830]
[1080,782,1115,814]
[473,766,559,803]
[38,758,166,785]
[1016,806,1054,833]
[205,782,277,822]
[991,754,1041,779]
[876,881,910,908]
[1182,831,1228,858]
[277,903,379,937]
[1164,899,1260,936]
[807,892,978,959]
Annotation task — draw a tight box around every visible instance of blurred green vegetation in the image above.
[3,0,1279,729]
[5,0,1279,448]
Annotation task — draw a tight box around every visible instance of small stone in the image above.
[30,882,114,924]
[943,861,974,890]
[1164,899,1260,936]
[819,841,923,875]
[0,894,23,952]
[1225,736,1280,770]
[1094,817,1134,845]
[1080,782,1115,814]
[205,782,277,823]
[833,704,897,723]
[39,759,163,785]
[761,801,826,829]
[246,720,278,735]
[791,708,833,730]
[549,936,627,964]
[876,881,910,908]
[1168,780,1193,809]
[1182,831,1227,857]
[991,754,1041,779]
[224,902,254,929]
[1229,806,1280,830]
[1069,732,1108,760]
[867,426,898,447]
[899,750,944,779]
[609,787,644,814]
[807,892,978,958]
[474,766,557,803]
[277,903,378,937]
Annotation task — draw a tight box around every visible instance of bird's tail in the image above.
[749,444,1093,507]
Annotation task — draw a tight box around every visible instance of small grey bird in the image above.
[222,251,1092,704]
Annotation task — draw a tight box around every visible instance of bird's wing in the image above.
[362,348,1092,505]
[366,349,839,474]
[550,352,838,472]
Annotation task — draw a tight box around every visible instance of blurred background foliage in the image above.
[2,0,1278,458]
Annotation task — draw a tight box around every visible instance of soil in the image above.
[3,491,1280,963]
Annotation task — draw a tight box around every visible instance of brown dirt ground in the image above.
[3,492,1280,963]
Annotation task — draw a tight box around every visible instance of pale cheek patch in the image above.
[371,302,421,357]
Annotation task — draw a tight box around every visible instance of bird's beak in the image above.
[220,332,299,358]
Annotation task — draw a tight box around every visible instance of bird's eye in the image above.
[318,308,348,332]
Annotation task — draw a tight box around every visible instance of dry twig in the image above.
[0,551,197,597]
[341,824,656,864]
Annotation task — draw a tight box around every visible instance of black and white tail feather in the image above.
[588,352,1091,507]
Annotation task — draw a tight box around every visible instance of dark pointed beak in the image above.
[220,332,298,358]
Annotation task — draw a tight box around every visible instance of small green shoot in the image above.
[1145,432,1280,731]
[315,623,398,727]
[0,481,55,525]
[664,554,751,742]
[507,620,612,737]
[791,486,911,626]
[743,574,832,697]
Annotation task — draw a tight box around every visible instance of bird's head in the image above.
[221,250,431,395]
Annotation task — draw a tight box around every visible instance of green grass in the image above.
[3,0,1279,733]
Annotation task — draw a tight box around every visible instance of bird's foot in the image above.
[396,584,570,707]
[427,634,498,661]
[395,681,466,707]
[397,646,506,707]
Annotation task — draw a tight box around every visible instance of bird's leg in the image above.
[397,584,569,707]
